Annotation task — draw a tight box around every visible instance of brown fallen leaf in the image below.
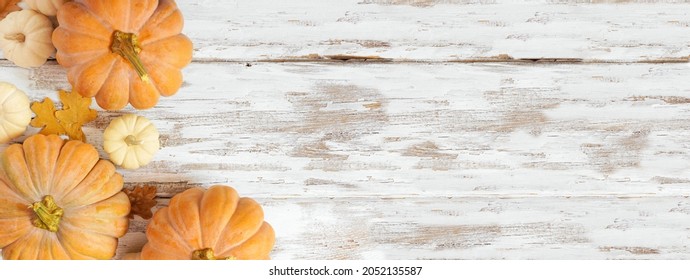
[0,0,20,19]
[124,186,157,220]
[30,90,97,142]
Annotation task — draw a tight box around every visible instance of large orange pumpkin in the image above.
[141,186,275,260]
[0,134,130,259]
[52,0,193,110]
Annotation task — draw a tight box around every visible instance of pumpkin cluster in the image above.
[0,0,275,260]
[0,0,193,110]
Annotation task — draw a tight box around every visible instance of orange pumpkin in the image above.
[141,186,275,260]
[0,134,130,259]
[122,252,141,260]
[52,0,193,110]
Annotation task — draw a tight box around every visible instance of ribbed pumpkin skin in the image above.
[52,0,193,110]
[141,186,275,260]
[0,134,130,260]
[25,0,68,16]
[0,9,55,68]
[0,82,31,143]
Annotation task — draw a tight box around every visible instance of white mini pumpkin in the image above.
[0,82,31,143]
[0,10,54,68]
[24,0,68,17]
[104,114,160,169]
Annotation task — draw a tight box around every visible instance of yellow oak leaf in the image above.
[30,90,98,142]
[54,90,97,142]
[0,0,20,19]
[30,98,66,137]
[62,123,87,143]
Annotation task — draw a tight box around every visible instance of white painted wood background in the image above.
[3,0,690,259]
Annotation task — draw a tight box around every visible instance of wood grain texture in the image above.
[2,0,690,260]
[177,0,690,62]
[3,61,690,259]
[7,61,690,197]
[121,196,690,260]
[3,0,690,62]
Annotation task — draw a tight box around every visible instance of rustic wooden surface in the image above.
[3,0,690,259]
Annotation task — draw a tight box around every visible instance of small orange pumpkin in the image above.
[0,134,130,259]
[52,0,193,110]
[141,186,275,260]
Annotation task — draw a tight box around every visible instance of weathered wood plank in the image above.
[4,60,690,259]
[176,0,690,61]
[3,61,690,197]
[3,0,690,262]
[4,1,690,62]
[118,196,690,259]
[6,194,690,260]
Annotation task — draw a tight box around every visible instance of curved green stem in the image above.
[30,196,63,232]
[111,30,149,82]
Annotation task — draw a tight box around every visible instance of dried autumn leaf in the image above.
[55,90,97,141]
[30,98,66,136]
[124,186,157,220]
[0,0,20,19]
[30,90,97,142]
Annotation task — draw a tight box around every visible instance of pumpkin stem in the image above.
[191,248,237,260]
[4,33,25,43]
[30,195,63,232]
[125,135,142,146]
[111,30,149,83]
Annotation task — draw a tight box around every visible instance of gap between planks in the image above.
[2,54,690,66]
[195,54,690,64]
[126,182,689,200]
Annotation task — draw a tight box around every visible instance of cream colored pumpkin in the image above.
[0,10,54,68]
[103,114,160,169]
[25,0,68,17]
[0,82,31,144]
